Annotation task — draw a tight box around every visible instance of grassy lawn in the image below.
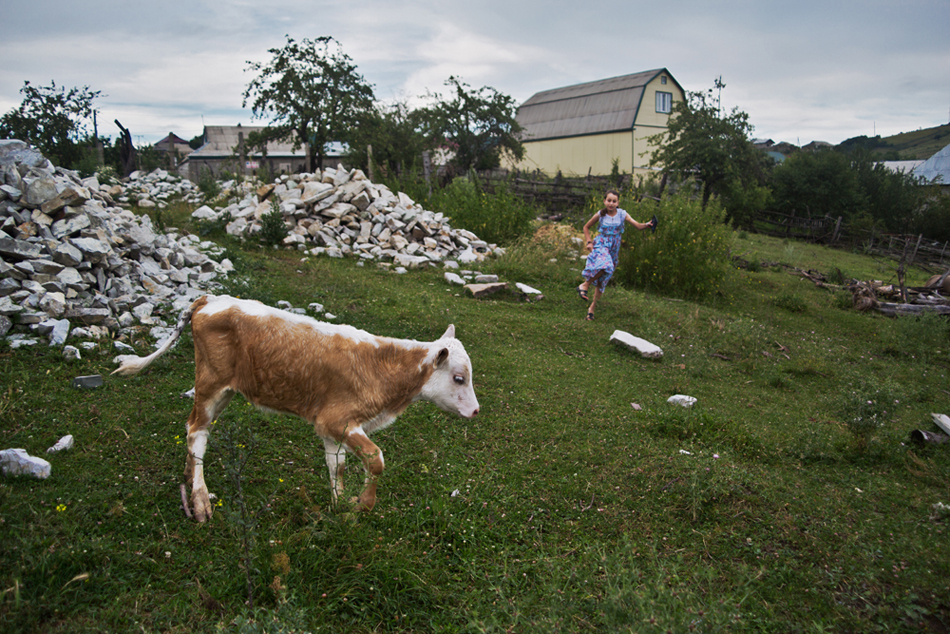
[1,215,949,632]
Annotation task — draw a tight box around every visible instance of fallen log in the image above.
[875,303,950,317]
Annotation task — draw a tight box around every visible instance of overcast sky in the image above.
[2,0,948,148]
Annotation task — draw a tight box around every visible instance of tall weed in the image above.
[617,190,734,298]
[429,176,537,246]
[833,372,901,451]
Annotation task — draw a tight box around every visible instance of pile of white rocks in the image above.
[119,167,203,209]
[0,140,229,349]
[193,166,503,271]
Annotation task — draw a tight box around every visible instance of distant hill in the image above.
[837,123,950,160]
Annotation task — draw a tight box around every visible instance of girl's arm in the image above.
[582,212,601,250]
[624,213,653,230]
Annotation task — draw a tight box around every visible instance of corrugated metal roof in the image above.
[517,69,673,141]
[913,143,950,184]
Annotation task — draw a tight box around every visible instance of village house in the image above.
[178,125,346,183]
[154,132,193,168]
[510,69,686,177]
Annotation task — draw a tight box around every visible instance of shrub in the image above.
[259,200,288,246]
[771,292,808,313]
[490,223,579,283]
[198,168,221,199]
[616,189,734,298]
[429,175,537,246]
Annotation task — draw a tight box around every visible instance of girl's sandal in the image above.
[585,312,595,321]
[576,286,589,301]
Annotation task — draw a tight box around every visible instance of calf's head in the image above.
[420,325,479,419]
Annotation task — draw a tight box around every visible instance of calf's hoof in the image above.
[353,494,377,513]
[191,491,213,522]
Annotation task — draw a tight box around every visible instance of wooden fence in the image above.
[753,210,950,273]
[475,169,629,216]
[471,169,950,274]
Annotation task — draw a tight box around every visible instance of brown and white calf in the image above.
[112,295,479,521]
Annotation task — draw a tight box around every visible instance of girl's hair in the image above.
[599,189,621,217]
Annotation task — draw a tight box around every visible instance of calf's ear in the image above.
[441,324,455,340]
[435,347,449,368]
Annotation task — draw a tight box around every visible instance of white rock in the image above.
[610,330,663,359]
[444,272,466,286]
[0,448,51,479]
[191,205,217,220]
[667,394,697,408]
[47,435,74,453]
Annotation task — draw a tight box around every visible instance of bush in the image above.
[616,189,734,298]
[429,175,537,246]
[198,168,221,199]
[259,200,288,246]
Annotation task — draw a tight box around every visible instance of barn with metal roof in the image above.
[913,142,950,186]
[511,68,685,177]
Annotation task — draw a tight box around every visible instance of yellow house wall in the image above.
[516,131,632,177]
[510,72,685,178]
[631,73,684,175]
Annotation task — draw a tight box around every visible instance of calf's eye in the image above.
[453,375,465,385]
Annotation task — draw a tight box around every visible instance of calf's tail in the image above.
[111,297,203,376]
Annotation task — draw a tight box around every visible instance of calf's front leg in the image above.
[342,429,385,512]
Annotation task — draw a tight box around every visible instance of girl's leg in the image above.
[580,270,604,292]
[586,286,603,319]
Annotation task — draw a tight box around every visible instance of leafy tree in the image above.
[770,149,864,220]
[0,80,102,168]
[345,100,428,179]
[912,185,950,242]
[770,147,924,234]
[418,76,524,173]
[647,79,770,227]
[850,148,924,232]
[243,36,375,172]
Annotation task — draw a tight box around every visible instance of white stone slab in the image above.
[610,330,663,359]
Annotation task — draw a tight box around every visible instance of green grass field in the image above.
[1,220,949,632]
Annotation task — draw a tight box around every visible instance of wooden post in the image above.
[367,144,374,182]
[910,233,923,266]
[421,150,432,198]
[237,124,246,179]
[897,238,910,303]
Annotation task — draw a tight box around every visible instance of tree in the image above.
[344,100,428,179]
[770,149,864,220]
[0,80,102,169]
[418,76,524,173]
[647,79,770,227]
[771,146,925,233]
[243,36,375,172]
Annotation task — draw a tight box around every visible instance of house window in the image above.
[656,91,672,114]
[661,75,667,84]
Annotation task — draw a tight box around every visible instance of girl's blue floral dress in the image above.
[582,209,627,292]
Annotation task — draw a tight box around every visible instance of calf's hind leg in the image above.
[185,388,234,522]
[323,438,347,505]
